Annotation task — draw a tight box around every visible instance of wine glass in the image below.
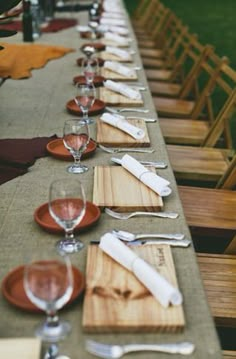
[49,178,86,253]
[81,45,95,60]
[88,20,99,41]
[74,83,96,125]
[63,119,90,174]
[82,57,98,85]
[24,249,73,343]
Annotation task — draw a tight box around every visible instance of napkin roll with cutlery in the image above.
[105,26,129,36]
[105,46,131,60]
[104,32,131,46]
[100,18,126,27]
[121,154,171,196]
[99,233,183,308]
[102,2,124,14]
[104,61,135,77]
[104,80,141,100]
[100,113,145,140]
[102,11,125,19]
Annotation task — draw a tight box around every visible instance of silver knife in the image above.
[105,106,149,114]
[90,239,191,247]
[126,116,156,123]
[111,157,167,169]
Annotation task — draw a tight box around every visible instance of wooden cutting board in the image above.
[93,166,163,211]
[100,67,138,81]
[82,244,185,332]
[99,87,143,106]
[100,51,132,62]
[102,39,129,48]
[96,118,150,147]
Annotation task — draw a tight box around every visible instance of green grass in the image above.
[124,0,236,148]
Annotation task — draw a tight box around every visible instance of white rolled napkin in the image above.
[99,233,183,308]
[102,11,125,19]
[104,61,135,77]
[104,80,142,100]
[103,2,123,13]
[76,25,91,32]
[108,26,129,36]
[100,18,126,27]
[100,113,145,140]
[121,154,171,197]
[104,31,131,46]
[105,46,131,60]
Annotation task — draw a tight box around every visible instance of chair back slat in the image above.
[132,0,154,20]
[137,0,160,29]
[217,152,236,189]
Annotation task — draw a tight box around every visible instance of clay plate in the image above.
[46,138,97,161]
[66,98,105,116]
[34,201,101,234]
[2,265,85,312]
[73,75,105,87]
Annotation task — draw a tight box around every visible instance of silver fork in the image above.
[98,144,154,154]
[85,340,195,358]
[126,116,156,123]
[105,208,178,219]
[105,106,149,114]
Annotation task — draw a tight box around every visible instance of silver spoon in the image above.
[91,239,191,247]
[112,229,185,241]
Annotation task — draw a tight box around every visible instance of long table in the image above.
[0,5,222,359]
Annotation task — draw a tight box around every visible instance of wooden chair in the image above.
[131,0,153,22]
[197,253,236,327]
[164,88,236,186]
[147,35,213,98]
[176,155,236,252]
[223,350,236,358]
[149,50,229,118]
[159,64,236,145]
[140,13,187,69]
[136,5,171,50]
[132,0,163,39]
[224,235,236,255]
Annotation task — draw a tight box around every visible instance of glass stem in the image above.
[82,108,89,122]
[65,229,75,241]
[46,311,60,329]
[73,153,82,167]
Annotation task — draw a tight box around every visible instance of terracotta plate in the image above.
[34,201,101,234]
[1,265,85,312]
[80,31,102,39]
[73,75,105,87]
[80,42,106,52]
[46,138,97,161]
[76,57,104,67]
[66,98,105,116]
